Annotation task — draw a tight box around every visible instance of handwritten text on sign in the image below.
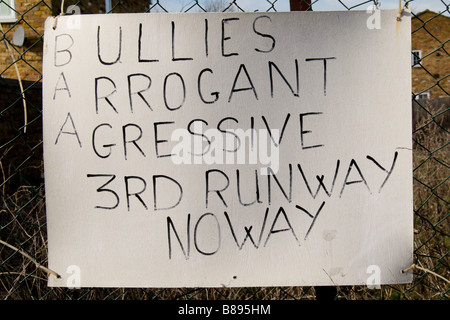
[43,11,413,287]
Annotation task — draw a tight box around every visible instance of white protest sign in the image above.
[43,10,413,287]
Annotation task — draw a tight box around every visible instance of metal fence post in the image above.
[290,0,338,301]
[290,0,312,11]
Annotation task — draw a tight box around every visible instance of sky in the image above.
[151,0,449,15]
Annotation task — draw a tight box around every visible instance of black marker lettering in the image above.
[367,151,398,192]
[54,34,74,67]
[228,64,258,102]
[194,213,221,256]
[138,23,159,63]
[92,123,115,158]
[95,76,118,114]
[267,165,292,205]
[205,169,229,208]
[188,119,211,156]
[171,21,193,61]
[53,72,71,99]
[262,113,291,147]
[153,175,183,211]
[167,214,191,260]
[340,159,371,197]
[128,73,153,112]
[305,57,336,96]
[217,117,240,152]
[221,18,239,57]
[124,176,148,211]
[269,60,299,98]
[122,123,145,160]
[264,206,300,247]
[253,15,275,53]
[163,72,186,111]
[299,112,324,150]
[224,207,269,250]
[55,112,82,148]
[154,121,175,158]
[204,19,209,57]
[296,201,326,240]
[297,160,340,198]
[236,169,261,206]
[198,68,219,104]
[86,174,119,210]
[97,25,122,65]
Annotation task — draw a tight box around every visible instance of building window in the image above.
[415,92,430,100]
[0,0,16,23]
[411,50,422,68]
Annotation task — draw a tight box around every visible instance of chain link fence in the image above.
[0,0,448,300]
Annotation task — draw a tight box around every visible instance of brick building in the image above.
[0,0,52,81]
[411,10,450,100]
[0,0,149,82]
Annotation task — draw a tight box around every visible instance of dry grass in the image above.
[0,108,448,300]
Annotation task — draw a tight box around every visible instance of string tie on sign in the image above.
[52,0,66,29]
[397,0,409,21]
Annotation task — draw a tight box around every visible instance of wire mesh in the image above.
[0,0,448,300]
